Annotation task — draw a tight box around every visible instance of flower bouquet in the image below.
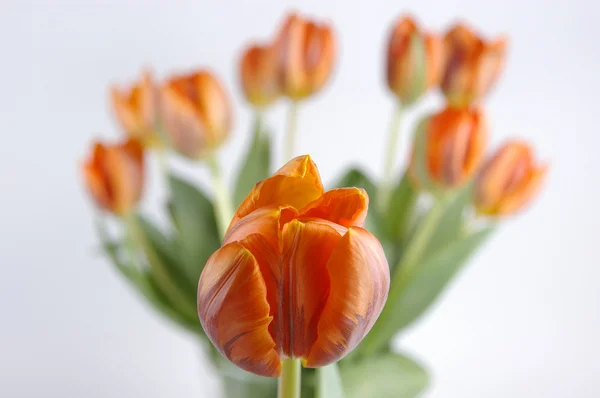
[81,11,547,398]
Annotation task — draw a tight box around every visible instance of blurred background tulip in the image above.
[475,140,548,216]
[198,156,389,377]
[239,44,281,108]
[411,106,487,189]
[160,70,232,159]
[82,138,144,215]
[387,15,442,106]
[275,13,336,101]
[111,70,160,147]
[441,23,507,107]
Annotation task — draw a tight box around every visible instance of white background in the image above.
[1,0,599,397]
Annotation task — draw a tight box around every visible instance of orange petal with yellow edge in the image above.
[496,165,548,215]
[299,188,369,228]
[197,241,281,377]
[231,155,324,226]
[305,227,389,368]
[280,219,343,358]
[224,206,298,251]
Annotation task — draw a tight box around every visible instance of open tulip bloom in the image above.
[83,10,547,398]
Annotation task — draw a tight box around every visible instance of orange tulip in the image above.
[197,155,390,377]
[274,13,336,100]
[110,70,159,146]
[387,16,443,105]
[82,138,144,215]
[411,106,487,188]
[475,140,547,216]
[441,23,507,107]
[240,44,280,107]
[160,70,232,159]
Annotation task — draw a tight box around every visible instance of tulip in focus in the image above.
[111,70,159,147]
[275,13,336,100]
[160,70,232,159]
[240,44,280,108]
[197,155,390,377]
[441,23,507,107]
[387,16,443,105]
[475,140,547,216]
[82,138,144,215]
[411,106,487,188]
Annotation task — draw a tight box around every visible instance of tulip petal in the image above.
[197,242,281,377]
[305,227,389,368]
[231,155,324,226]
[496,165,548,215]
[299,188,369,228]
[280,219,342,358]
[224,206,298,251]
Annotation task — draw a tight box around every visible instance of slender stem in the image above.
[207,154,234,240]
[378,103,404,211]
[284,101,299,161]
[156,147,169,180]
[278,359,301,398]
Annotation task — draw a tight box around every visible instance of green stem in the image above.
[378,103,404,211]
[357,192,452,357]
[278,359,301,398]
[156,147,169,180]
[207,154,234,240]
[284,101,299,161]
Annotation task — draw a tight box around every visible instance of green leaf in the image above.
[316,363,345,398]
[132,214,199,320]
[96,218,203,335]
[389,226,496,330]
[168,174,220,284]
[385,173,418,243]
[234,115,272,207]
[341,353,428,398]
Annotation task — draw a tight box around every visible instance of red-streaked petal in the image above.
[305,227,390,367]
[197,242,281,377]
[299,188,369,228]
[231,155,324,226]
[280,219,342,358]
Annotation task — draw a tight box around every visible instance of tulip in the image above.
[197,155,390,377]
[387,16,443,105]
[441,23,507,107]
[240,44,280,108]
[475,140,547,216]
[160,70,232,159]
[274,13,336,100]
[82,138,144,215]
[410,106,487,188]
[110,70,159,146]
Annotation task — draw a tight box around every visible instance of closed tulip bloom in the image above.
[411,107,487,188]
[442,23,507,107]
[275,13,336,100]
[198,155,390,377]
[240,44,280,107]
[110,71,159,146]
[82,138,144,215]
[387,16,443,105]
[475,141,547,216]
[160,70,232,159]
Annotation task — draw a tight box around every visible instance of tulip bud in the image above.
[410,106,487,188]
[441,23,507,107]
[110,70,160,147]
[82,138,144,215]
[198,155,390,377]
[274,13,336,100]
[160,70,232,159]
[387,16,442,105]
[240,44,280,108]
[475,141,547,216]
